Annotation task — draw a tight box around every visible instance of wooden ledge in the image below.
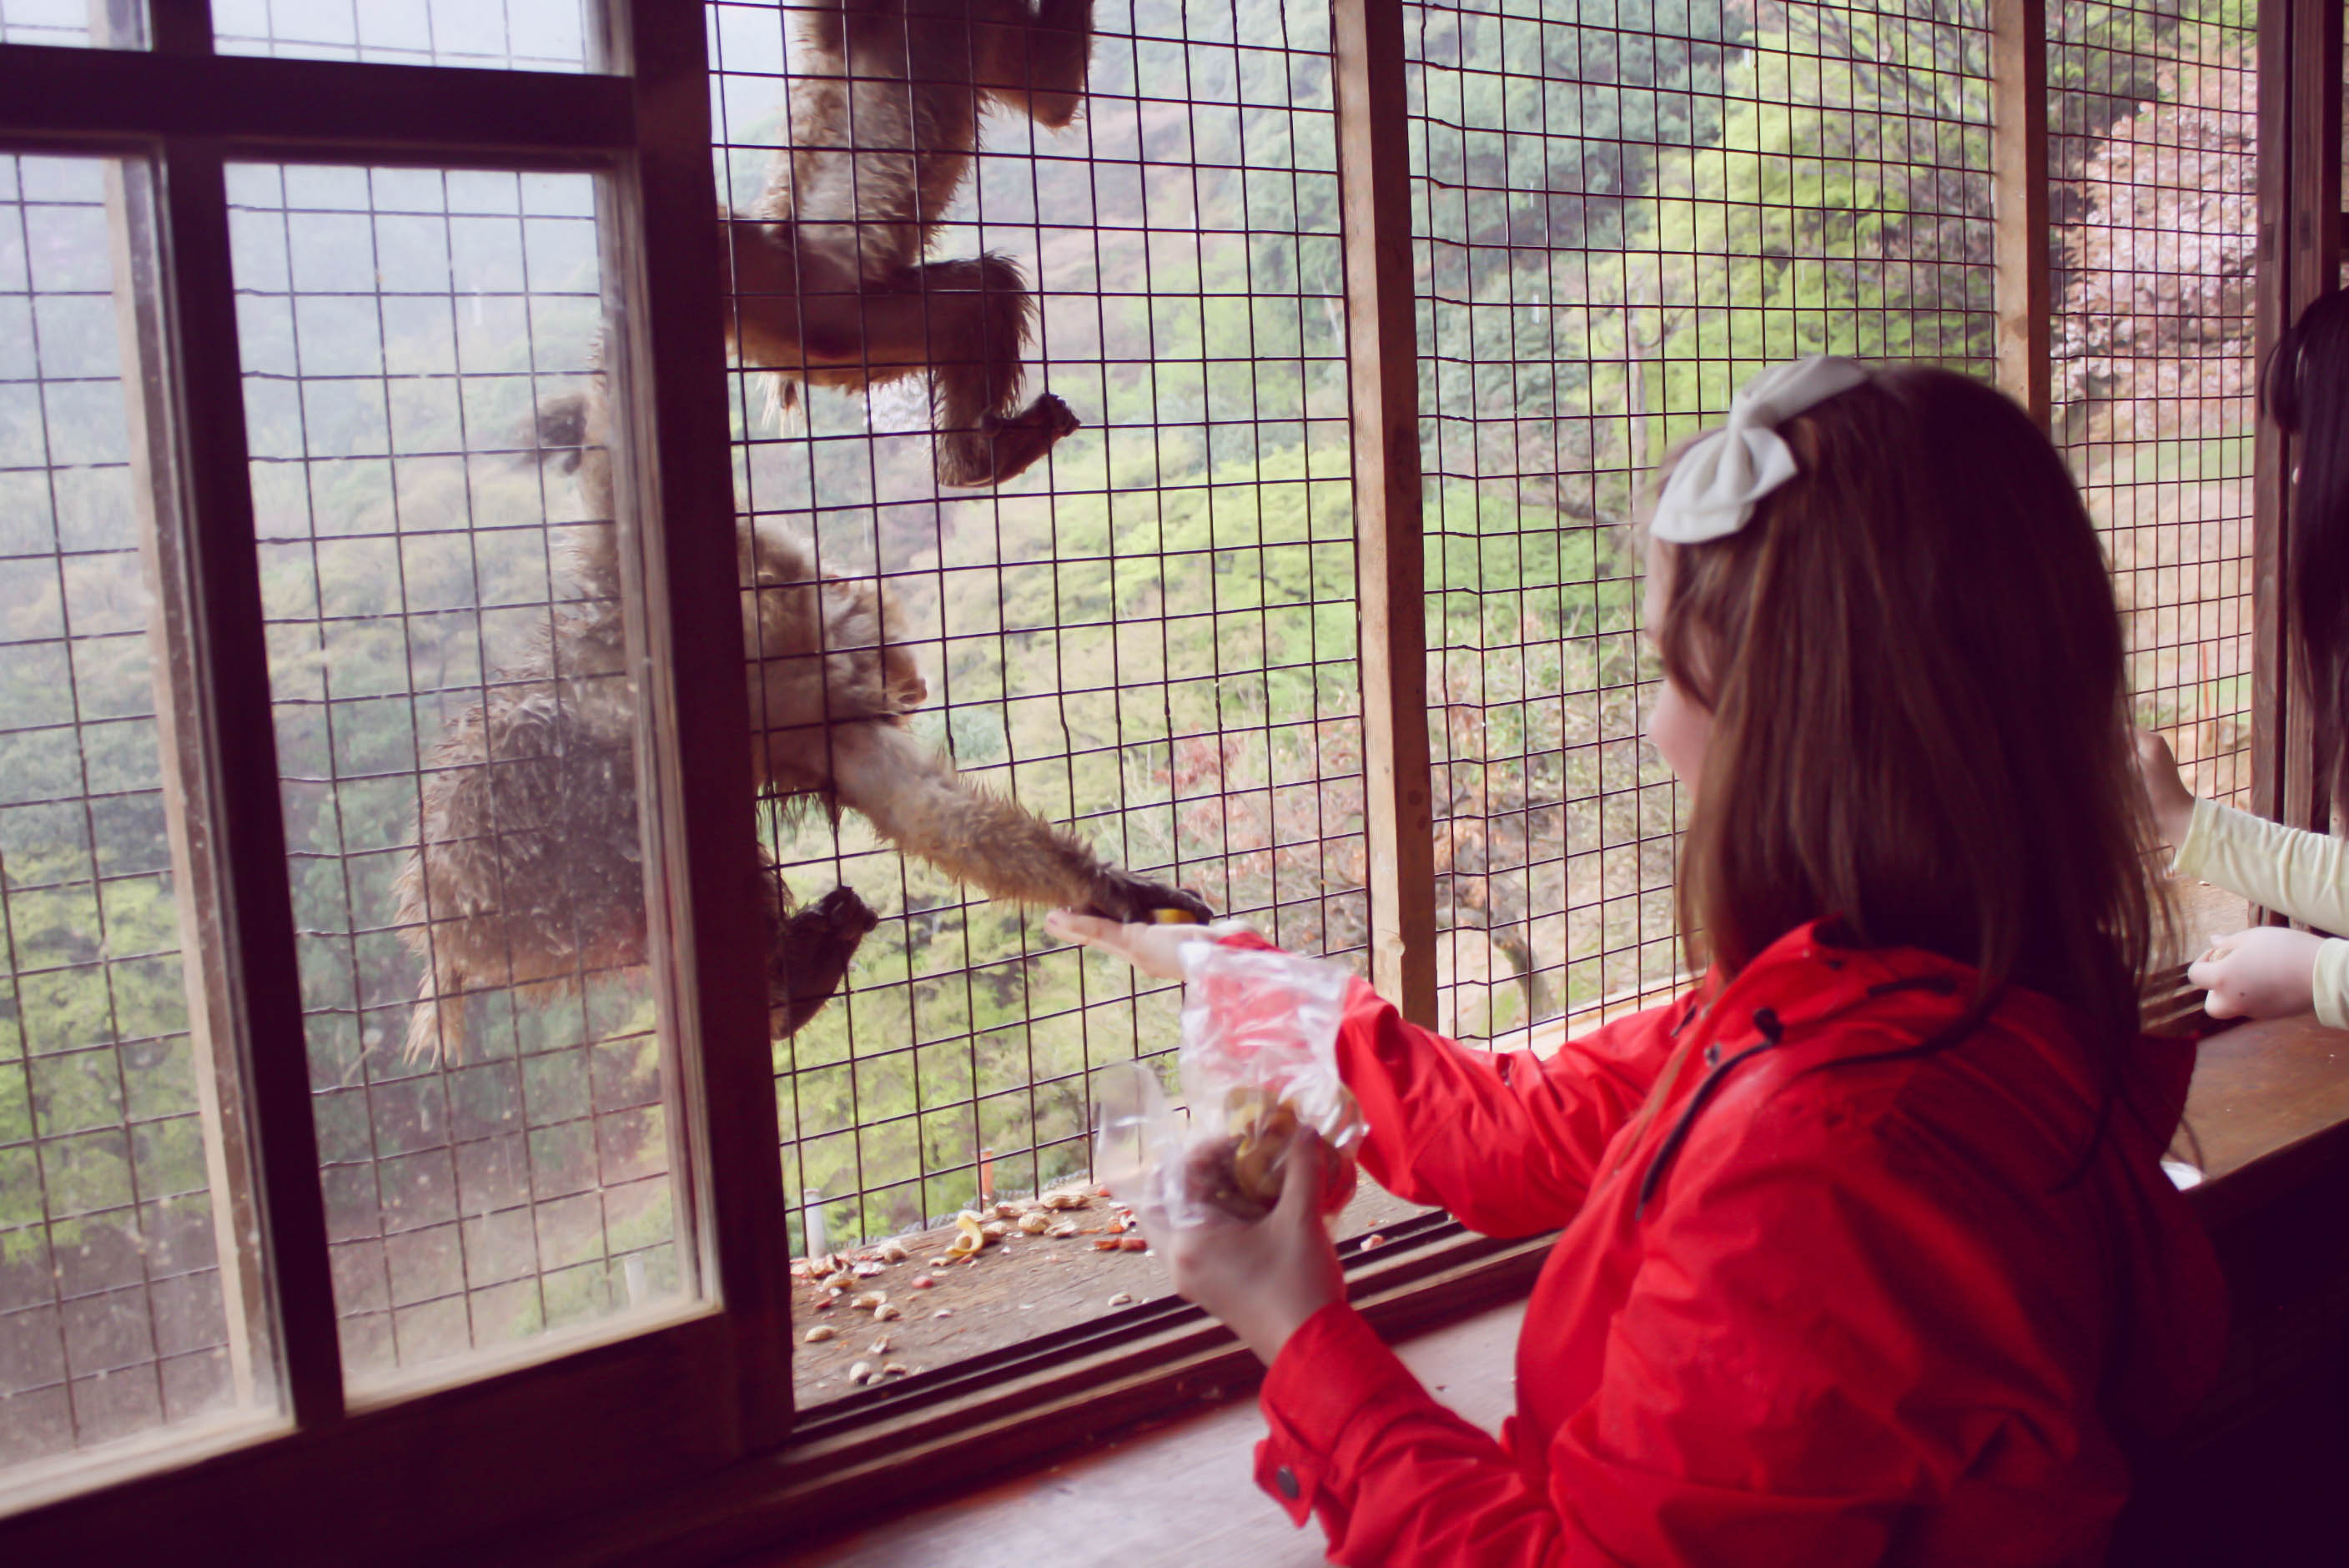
[2177,1013,2349,1226]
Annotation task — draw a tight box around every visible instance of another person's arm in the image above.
[2137,729,2349,1023]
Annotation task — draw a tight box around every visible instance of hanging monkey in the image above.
[726,0,1094,487]
[391,375,1207,1065]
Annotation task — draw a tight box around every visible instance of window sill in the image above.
[507,1207,1553,1565]
[518,998,2349,1568]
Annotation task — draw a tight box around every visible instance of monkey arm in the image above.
[826,720,1208,920]
[977,0,1093,128]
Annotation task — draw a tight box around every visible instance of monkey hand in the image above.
[531,390,590,474]
[1080,867,1211,926]
[945,395,1084,487]
[767,885,880,1038]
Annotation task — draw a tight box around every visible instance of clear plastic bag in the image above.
[1095,940,1366,1229]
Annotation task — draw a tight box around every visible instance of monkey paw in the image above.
[1026,392,1081,443]
[767,885,880,1038]
[1081,871,1212,926]
[799,884,880,947]
[533,391,589,474]
[941,394,1084,487]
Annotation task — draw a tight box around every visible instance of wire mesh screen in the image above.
[229,162,692,1385]
[708,0,1361,1254]
[0,154,260,1467]
[1405,0,1998,1043]
[211,0,594,70]
[2052,0,2257,807]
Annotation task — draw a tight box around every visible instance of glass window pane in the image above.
[1,0,98,47]
[2051,1,2259,805]
[229,163,692,1390]
[213,0,594,71]
[0,154,279,1480]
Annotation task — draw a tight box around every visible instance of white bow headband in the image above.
[1649,355,1870,544]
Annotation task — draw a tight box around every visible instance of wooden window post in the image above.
[2252,0,2343,834]
[1991,0,2051,426]
[1333,0,1437,1024]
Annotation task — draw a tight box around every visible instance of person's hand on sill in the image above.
[1139,1125,1349,1366]
[2190,926,2325,1021]
[2135,726,2198,851]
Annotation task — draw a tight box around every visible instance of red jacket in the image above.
[1249,921,2225,1565]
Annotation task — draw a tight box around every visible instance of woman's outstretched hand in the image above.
[2135,727,2198,851]
[1050,906,1341,1359]
[2190,926,2326,1020]
[1140,1126,1348,1365]
[1044,909,1219,979]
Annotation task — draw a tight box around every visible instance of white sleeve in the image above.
[2173,797,2349,1028]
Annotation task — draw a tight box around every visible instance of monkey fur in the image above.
[390,376,1208,1065]
[726,0,1093,488]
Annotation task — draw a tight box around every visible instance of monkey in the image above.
[391,374,1207,1065]
[725,0,1094,488]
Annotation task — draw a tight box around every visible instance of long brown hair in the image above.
[1647,365,2165,1063]
[2266,291,2349,794]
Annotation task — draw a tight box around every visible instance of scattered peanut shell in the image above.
[1042,1190,1089,1211]
[1106,1291,1134,1307]
[981,1219,1011,1241]
[873,1302,903,1322]
[883,1362,910,1377]
[878,1239,909,1264]
[1360,1234,1388,1252]
[869,1336,893,1354]
[1018,1212,1051,1235]
[909,1274,934,1290]
[933,1308,953,1319]
[802,1324,837,1344]
[853,1260,885,1279]
[928,1255,953,1268]
[1106,1215,1130,1234]
[812,1295,835,1311]
[993,1202,1021,1221]
[848,1359,873,1385]
[851,1290,887,1310]
[1118,1235,1148,1252]
[943,1214,987,1259]
[1048,1220,1079,1239]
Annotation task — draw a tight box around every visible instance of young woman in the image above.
[2141,289,2349,1023]
[1051,359,2225,1565]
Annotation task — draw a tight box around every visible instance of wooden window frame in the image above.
[0,0,794,1552]
[0,0,2327,1559]
[2253,0,2343,839]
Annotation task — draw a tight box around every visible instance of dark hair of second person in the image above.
[2267,289,2349,785]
